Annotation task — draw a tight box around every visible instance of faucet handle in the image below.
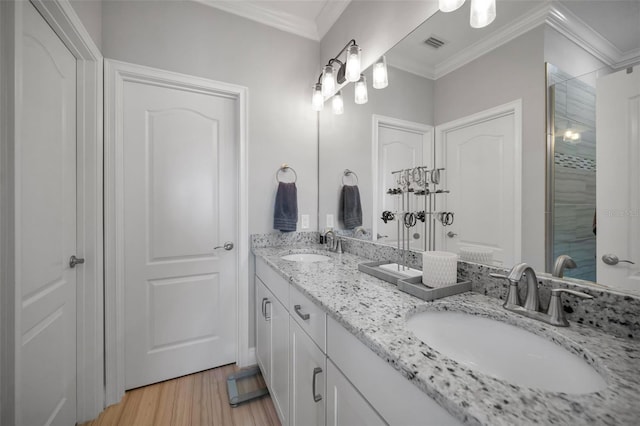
[547,288,594,327]
[490,273,520,309]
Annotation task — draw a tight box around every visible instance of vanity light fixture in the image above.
[332,91,344,115]
[438,0,497,29]
[312,39,376,113]
[372,56,389,89]
[354,75,368,104]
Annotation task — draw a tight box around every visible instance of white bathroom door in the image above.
[596,67,640,292]
[122,69,238,389]
[438,109,520,267]
[375,119,433,248]
[18,2,77,425]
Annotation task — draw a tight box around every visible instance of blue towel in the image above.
[340,185,362,229]
[274,182,298,232]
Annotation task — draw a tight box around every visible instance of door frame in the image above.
[0,0,103,423]
[434,99,523,261]
[371,115,433,243]
[104,59,250,406]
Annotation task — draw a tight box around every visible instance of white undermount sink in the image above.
[406,311,607,394]
[281,253,331,262]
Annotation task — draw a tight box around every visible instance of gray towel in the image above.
[340,185,362,229]
[274,182,298,232]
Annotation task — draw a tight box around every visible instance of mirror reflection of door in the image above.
[596,67,640,292]
[373,116,433,250]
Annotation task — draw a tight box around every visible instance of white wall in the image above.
[68,0,102,51]
[321,1,438,76]
[319,66,434,231]
[102,0,320,351]
[434,26,547,270]
[102,0,320,235]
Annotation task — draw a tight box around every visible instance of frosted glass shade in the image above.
[372,56,388,89]
[422,251,458,288]
[439,0,465,13]
[345,44,361,82]
[354,75,368,104]
[332,91,344,115]
[311,84,324,111]
[321,65,336,96]
[470,0,496,28]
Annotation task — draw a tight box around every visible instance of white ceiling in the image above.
[196,0,352,40]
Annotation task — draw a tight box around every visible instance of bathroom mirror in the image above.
[318,0,640,293]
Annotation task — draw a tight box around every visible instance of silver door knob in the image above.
[602,254,635,266]
[447,231,457,238]
[214,242,234,251]
[69,255,85,268]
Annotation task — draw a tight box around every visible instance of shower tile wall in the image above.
[551,67,597,281]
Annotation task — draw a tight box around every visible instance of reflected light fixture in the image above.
[332,91,344,115]
[372,56,389,89]
[439,0,465,13]
[470,0,496,28]
[439,0,497,29]
[563,130,581,144]
[354,75,368,104]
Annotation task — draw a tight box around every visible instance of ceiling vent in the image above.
[424,36,446,49]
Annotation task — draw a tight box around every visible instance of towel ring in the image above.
[276,164,297,183]
[342,169,359,185]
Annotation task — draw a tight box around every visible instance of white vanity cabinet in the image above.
[255,276,289,425]
[255,255,462,426]
[290,319,326,426]
[326,359,386,426]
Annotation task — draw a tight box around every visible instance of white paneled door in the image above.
[596,67,640,292]
[19,2,77,425]
[438,105,521,267]
[122,69,238,389]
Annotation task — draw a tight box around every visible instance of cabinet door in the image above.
[255,277,271,385]
[271,294,290,426]
[290,320,326,426]
[327,360,387,426]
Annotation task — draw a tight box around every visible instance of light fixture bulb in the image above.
[354,75,368,105]
[439,0,465,13]
[311,83,324,111]
[345,44,361,83]
[321,65,336,97]
[372,56,389,89]
[470,0,496,28]
[332,91,344,115]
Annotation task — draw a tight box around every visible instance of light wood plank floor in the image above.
[82,364,281,426]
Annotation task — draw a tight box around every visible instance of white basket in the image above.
[422,251,458,288]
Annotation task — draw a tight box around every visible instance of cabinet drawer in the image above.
[289,285,326,352]
[256,256,289,306]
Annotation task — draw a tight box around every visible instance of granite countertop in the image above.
[252,244,640,426]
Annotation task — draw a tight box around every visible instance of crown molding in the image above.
[392,1,639,81]
[434,2,551,79]
[195,0,320,40]
[316,1,351,40]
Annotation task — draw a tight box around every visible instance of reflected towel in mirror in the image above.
[340,185,362,229]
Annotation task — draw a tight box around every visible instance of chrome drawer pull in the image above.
[294,304,310,321]
[312,367,323,402]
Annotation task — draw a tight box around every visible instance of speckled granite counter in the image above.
[252,244,640,426]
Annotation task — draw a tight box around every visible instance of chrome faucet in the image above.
[323,229,336,251]
[552,255,577,278]
[491,263,593,327]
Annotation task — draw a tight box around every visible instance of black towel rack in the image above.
[276,163,297,183]
[342,169,359,185]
